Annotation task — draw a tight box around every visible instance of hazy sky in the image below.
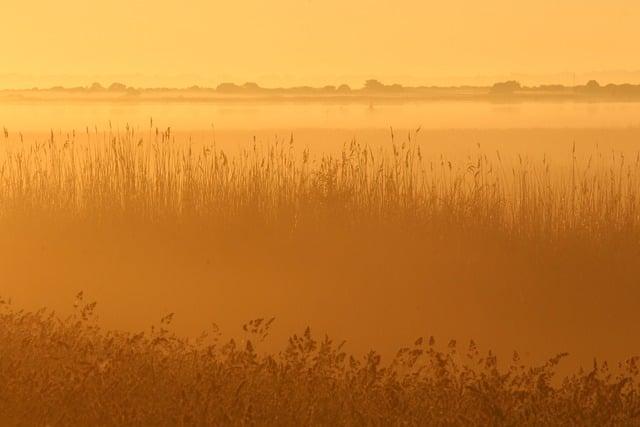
[3,0,639,88]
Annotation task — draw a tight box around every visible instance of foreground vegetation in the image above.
[1,295,639,426]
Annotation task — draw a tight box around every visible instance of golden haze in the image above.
[2,0,640,424]
[2,0,640,87]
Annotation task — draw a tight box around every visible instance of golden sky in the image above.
[2,0,639,88]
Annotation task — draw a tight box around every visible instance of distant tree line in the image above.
[490,79,640,97]
[19,79,640,99]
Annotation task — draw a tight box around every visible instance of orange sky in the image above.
[2,0,639,88]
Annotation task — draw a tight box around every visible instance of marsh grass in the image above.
[1,125,639,243]
[1,126,640,424]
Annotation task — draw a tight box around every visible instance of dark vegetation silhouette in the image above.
[1,294,640,425]
[490,80,522,94]
[4,79,640,99]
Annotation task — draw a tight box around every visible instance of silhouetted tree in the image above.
[243,82,261,92]
[490,80,521,94]
[216,82,242,93]
[585,80,601,92]
[364,79,385,91]
[108,82,127,92]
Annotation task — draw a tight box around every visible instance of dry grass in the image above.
[1,295,640,426]
[1,126,639,241]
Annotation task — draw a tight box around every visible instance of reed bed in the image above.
[0,126,639,245]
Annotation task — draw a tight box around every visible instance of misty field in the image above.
[1,126,640,424]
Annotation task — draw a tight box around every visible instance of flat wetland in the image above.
[2,97,640,424]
